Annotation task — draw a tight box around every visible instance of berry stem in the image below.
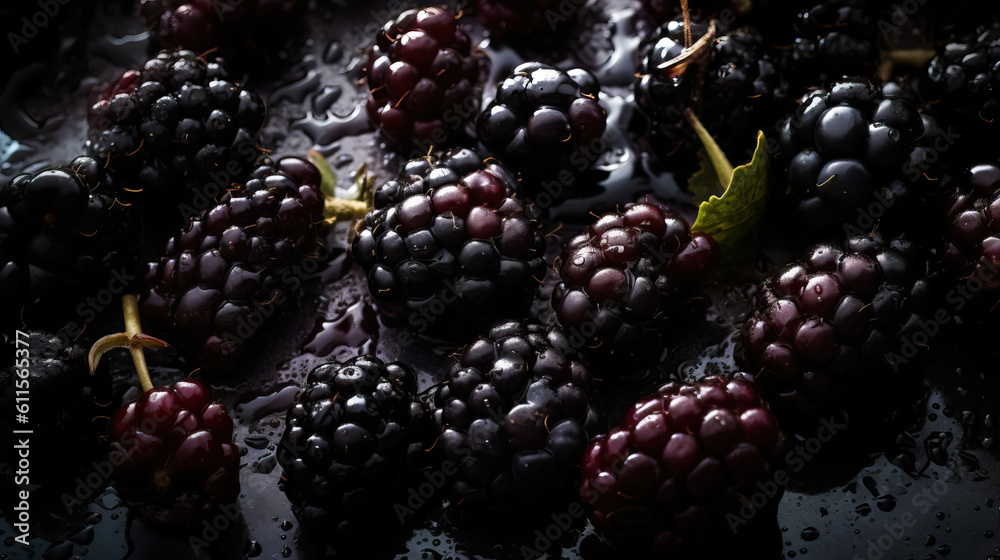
[88,295,169,393]
[680,0,692,49]
[308,149,371,222]
[684,108,733,191]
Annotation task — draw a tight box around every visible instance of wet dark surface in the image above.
[1,1,1000,559]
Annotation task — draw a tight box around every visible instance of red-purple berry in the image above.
[580,374,785,557]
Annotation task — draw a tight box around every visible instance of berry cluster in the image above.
[365,6,486,150]
[277,356,429,536]
[352,148,546,337]
[139,156,323,371]
[552,203,720,363]
[0,157,139,330]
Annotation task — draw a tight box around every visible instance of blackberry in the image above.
[430,320,601,513]
[770,0,880,91]
[139,156,323,371]
[365,6,487,151]
[351,148,546,337]
[941,164,1000,293]
[776,79,943,240]
[277,355,429,536]
[579,374,785,557]
[922,20,1000,165]
[737,232,930,417]
[477,63,607,204]
[635,21,787,173]
[476,0,574,39]
[85,50,265,219]
[551,203,720,364]
[0,157,139,331]
[139,0,306,69]
[108,378,240,528]
[0,331,110,495]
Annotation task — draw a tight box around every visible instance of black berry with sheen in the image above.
[139,156,323,371]
[552,203,720,364]
[477,63,607,203]
[277,355,429,536]
[431,320,601,513]
[351,148,546,337]
[738,232,930,416]
[0,157,139,330]
[365,6,487,150]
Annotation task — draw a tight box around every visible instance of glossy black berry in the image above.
[352,148,546,338]
[430,320,601,513]
[277,356,429,536]
[478,63,607,204]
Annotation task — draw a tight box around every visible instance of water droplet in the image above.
[876,495,897,512]
[281,520,294,531]
[855,503,872,516]
[246,541,262,557]
[801,527,820,541]
[323,41,344,64]
[281,545,292,558]
[937,544,951,555]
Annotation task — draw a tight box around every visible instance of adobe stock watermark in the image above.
[887,256,1000,371]
[7,0,74,54]
[854,480,949,560]
[726,412,849,533]
[877,0,937,40]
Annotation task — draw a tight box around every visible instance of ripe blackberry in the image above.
[776,79,943,239]
[635,21,787,172]
[738,232,930,417]
[476,0,573,39]
[579,374,785,557]
[922,20,1000,165]
[0,331,109,489]
[477,63,607,203]
[351,148,546,337]
[0,157,139,330]
[139,156,323,371]
[85,50,265,216]
[139,0,305,69]
[431,320,601,513]
[770,0,880,91]
[551,203,720,364]
[365,6,487,151]
[108,378,240,528]
[941,164,1000,293]
[277,355,429,536]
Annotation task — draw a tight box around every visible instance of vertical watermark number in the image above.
[12,330,32,545]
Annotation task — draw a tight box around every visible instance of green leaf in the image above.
[308,149,338,199]
[691,130,770,266]
[688,148,724,206]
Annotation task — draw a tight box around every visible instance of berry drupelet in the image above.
[277,355,429,536]
[351,148,546,337]
[776,79,944,240]
[738,232,931,417]
[0,156,138,331]
[579,374,785,557]
[551,203,720,365]
[139,0,306,69]
[93,295,239,529]
[477,63,607,204]
[431,320,602,514]
[85,50,265,217]
[365,6,487,151]
[139,156,323,371]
